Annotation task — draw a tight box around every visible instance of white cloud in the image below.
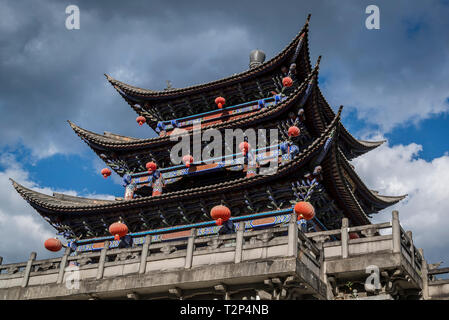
[0,153,114,264]
[352,140,449,265]
[2,1,449,160]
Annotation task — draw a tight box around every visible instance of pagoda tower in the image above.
[5,15,422,300]
[11,15,403,243]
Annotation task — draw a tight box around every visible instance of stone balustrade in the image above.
[0,211,441,300]
[305,211,425,299]
[0,212,326,299]
[426,265,449,299]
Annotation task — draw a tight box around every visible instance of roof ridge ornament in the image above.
[249,49,266,69]
[164,80,173,91]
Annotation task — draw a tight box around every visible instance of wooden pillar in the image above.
[139,235,151,274]
[185,229,196,269]
[21,252,36,288]
[57,246,72,284]
[419,248,429,300]
[96,241,109,280]
[234,222,245,263]
[392,211,401,253]
[287,212,298,257]
[406,231,415,268]
[341,218,349,259]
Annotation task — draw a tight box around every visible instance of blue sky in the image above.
[1,0,449,268]
[342,107,449,161]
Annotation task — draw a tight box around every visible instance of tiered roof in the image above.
[69,61,384,175]
[11,107,404,239]
[69,64,319,174]
[11,15,405,242]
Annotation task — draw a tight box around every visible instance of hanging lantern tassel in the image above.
[215,96,226,109]
[294,201,315,221]
[239,142,251,156]
[210,205,231,226]
[182,155,194,168]
[282,76,293,87]
[101,168,111,179]
[136,116,146,126]
[109,221,128,241]
[288,126,300,137]
[146,161,157,174]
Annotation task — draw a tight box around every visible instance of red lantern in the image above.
[288,126,300,137]
[182,155,194,168]
[215,96,226,109]
[101,168,111,179]
[146,161,157,174]
[282,76,293,87]
[44,238,62,252]
[210,205,231,224]
[109,221,128,240]
[239,142,251,155]
[294,201,315,221]
[136,116,146,126]
[349,233,359,240]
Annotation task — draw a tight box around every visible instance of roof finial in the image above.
[314,56,322,73]
[165,80,173,90]
[337,105,344,119]
[306,14,312,25]
[249,49,266,69]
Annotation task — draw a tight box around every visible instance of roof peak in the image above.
[105,16,312,100]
